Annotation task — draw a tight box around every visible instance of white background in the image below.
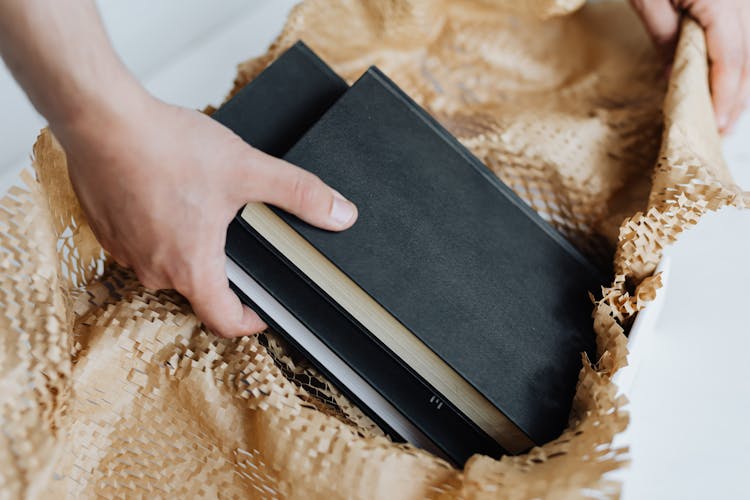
[0,1,748,498]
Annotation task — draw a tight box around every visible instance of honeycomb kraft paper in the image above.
[0,0,745,498]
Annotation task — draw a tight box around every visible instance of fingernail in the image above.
[330,190,357,227]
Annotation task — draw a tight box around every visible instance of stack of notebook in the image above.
[216,42,603,465]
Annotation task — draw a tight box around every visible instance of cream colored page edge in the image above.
[241,202,534,453]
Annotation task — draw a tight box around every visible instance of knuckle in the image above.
[136,257,172,290]
[171,260,226,299]
[170,265,196,296]
[290,172,323,210]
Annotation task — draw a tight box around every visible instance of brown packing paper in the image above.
[0,0,745,497]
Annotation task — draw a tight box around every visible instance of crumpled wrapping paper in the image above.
[0,0,745,498]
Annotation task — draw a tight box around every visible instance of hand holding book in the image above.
[60,98,358,339]
[0,0,358,340]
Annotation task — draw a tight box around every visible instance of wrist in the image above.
[50,73,152,154]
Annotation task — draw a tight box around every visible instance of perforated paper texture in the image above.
[0,1,744,498]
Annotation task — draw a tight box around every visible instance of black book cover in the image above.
[211,42,347,158]
[219,41,601,464]
[267,68,601,445]
[220,42,501,464]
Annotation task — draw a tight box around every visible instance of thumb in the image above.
[181,252,267,338]
[703,9,748,132]
[241,148,358,231]
[630,0,681,61]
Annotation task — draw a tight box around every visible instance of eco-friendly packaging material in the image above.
[0,1,743,497]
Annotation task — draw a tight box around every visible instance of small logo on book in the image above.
[429,395,444,410]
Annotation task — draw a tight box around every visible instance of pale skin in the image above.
[0,1,746,338]
[0,0,358,339]
[629,0,750,132]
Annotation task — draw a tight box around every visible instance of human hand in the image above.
[630,0,750,133]
[55,87,358,338]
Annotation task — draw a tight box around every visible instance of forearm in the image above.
[0,0,146,137]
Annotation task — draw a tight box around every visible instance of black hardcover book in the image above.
[218,42,602,465]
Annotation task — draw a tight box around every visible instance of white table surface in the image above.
[613,204,750,500]
[0,2,748,498]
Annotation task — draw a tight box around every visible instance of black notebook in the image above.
[218,42,602,465]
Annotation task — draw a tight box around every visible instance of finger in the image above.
[703,9,745,132]
[241,148,358,231]
[178,252,267,338]
[630,0,681,60]
[722,63,749,135]
[721,10,750,134]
